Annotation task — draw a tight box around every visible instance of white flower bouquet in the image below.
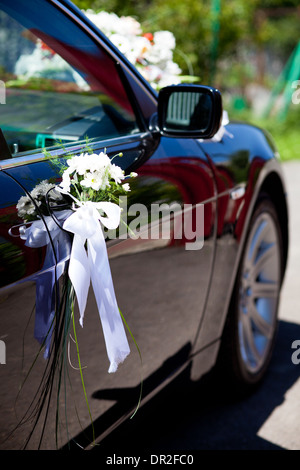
[60,151,132,200]
[14,147,139,447]
[16,148,137,363]
[13,10,197,93]
[84,10,184,90]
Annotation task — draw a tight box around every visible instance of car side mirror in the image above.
[157,85,223,139]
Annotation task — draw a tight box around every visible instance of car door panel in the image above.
[195,123,276,349]
[63,135,217,448]
[0,0,218,449]
[0,0,290,451]
[0,168,60,449]
[0,128,217,449]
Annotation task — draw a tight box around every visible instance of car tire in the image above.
[217,196,284,395]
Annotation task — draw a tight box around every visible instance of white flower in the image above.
[16,195,34,218]
[65,152,109,175]
[84,10,120,36]
[81,170,108,191]
[83,10,183,90]
[85,10,142,37]
[31,180,62,202]
[60,151,126,195]
[110,163,125,184]
[16,179,63,220]
[122,183,130,192]
[119,16,142,36]
[60,168,72,192]
[153,31,176,51]
[110,34,132,57]
[139,64,162,83]
[131,36,152,60]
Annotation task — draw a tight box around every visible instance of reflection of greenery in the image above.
[73,0,299,86]
[105,175,182,238]
[6,76,96,94]
[228,105,300,162]
[127,177,182,215]
[6,77,57,92]
[0,66,16,82]
[230,150,250,183]
[0,241,26,287]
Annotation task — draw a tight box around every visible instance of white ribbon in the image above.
[62,200,130,373]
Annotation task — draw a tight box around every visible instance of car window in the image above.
[0,0,140,158]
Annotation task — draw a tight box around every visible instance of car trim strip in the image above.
[0,132,151,170]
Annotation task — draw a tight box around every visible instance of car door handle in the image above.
[230,185,246,200]
[8,221,32,238]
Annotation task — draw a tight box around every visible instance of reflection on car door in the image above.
[0,135,217,450]
[55,134,218,449]
[0,165,68,449]
[0,0,218,449]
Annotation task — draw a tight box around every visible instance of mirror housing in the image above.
[157,84,222,139]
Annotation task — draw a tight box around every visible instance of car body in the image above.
[0,0,288,450]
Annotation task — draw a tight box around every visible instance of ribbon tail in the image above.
[34,269,55,359]
[88,229,130,373]
[68,233,90,327]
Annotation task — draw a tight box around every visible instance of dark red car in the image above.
[0,0,288,450]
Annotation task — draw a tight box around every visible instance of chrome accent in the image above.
[0,133,149,170]
[230,185,246,200]
[8,222,32,238]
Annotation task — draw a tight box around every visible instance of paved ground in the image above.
[100,161,300,452]
[257,160,300,450]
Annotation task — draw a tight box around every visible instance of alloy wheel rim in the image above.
[238,212,280,374]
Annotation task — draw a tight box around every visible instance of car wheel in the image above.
[218,196,283,394]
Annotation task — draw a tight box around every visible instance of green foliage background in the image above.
[72,0,300,161]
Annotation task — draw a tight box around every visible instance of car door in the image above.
[195,124,262,349]
[0,0,217,449]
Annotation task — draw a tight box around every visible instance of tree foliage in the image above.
[72,0,300,85]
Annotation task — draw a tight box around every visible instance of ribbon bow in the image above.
[63,200,130,373]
